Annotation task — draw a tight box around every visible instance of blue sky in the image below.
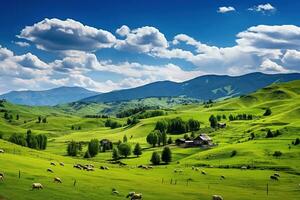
[0,0,300,93]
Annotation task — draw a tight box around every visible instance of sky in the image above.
[1,0,300,94]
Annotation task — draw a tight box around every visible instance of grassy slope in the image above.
[0,80,300,199]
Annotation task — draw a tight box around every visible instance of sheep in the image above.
[50,162,56,166]
[270,175,279,181]
[112,188,119,195]
[73,164,82,170]
[0,172,4,178]
[86,167,94,171]
[0,149,4,153]
[100,166,109,170]
[241,166,247,170]
[126,192,143,200]
[201,170,206,175]
[54,177,62,183]
[32,183,43,190]
[212,195,223,200]
[59,162,64,166]
[220,175,225,180]
[274,173,280,177]
[47,168,54,173]
[0,174,3,181]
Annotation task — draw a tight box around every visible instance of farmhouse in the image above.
[175,134,213,148]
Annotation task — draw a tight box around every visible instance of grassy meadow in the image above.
[0,80,300,199]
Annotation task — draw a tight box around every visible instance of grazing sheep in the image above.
[241,166,247,170]
[201,170,206,175]
[100,166,109,170]
[0,172,4,178]
[50,162,56,166]
[126,192,142,200]
[112,188,119,195]
[270,175,279,181]
[47,168,54,173]
[274,173,280,177]
[0,175,3,181]
[220,175,225,180]
[73,164,82,170]
[0,149,4,153]
[59,162,64,166]
[54,177,62,183]
[32,183,43,190]
[147,166,153,169]
[212,195,223,200]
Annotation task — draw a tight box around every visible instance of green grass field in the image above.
[0,81,300,200]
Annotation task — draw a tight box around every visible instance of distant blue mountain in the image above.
[80,72,300,103]
[0,86,99,106]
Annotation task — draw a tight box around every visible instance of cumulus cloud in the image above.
[115,25,168,53]
[248,3,276,13]
[259,59,289,73]
[18,18,116,52]
[217,6,235,13]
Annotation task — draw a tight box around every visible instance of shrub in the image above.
[230,150,237,157]
[67,141,81,156]
[167,137,173,144]
[263,108,272,116]
[209,115,218,128]
[112,147,120,160]
[266,130,273,138]
[273,151,282,157]
[147,131,159,147]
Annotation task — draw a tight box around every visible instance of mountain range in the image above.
[81,72,300,103]
[1,72,300,106]
[0,86,99,106]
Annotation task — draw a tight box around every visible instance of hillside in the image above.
[81,72,300,103]
[0,80,299,200]
[0,86,99,106]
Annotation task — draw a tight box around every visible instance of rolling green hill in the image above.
[0,80,300,200]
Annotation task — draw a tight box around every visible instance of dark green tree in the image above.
[161,147,172,164]
[209,115,218,128]
[155,120,168,133]
[167,137,173,144]
[263,108,272,116]
[150,152,161,165]
[146,131,159,147]
[188,119,200,131]
[123,135,128,143]
[112,147,120,160]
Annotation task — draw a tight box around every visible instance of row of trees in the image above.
[8,130,47,150]
[266,129,281,138]
[228,114,254,121]
[154,118,200,134]
[146,130,173,147]
[37,116,47,123]
[150,147,172,165]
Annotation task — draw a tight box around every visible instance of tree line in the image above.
[8,129,47,150]
[154,117,200,135]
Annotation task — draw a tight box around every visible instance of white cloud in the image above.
[248,3,276,13]
[217,6,235,13]
[14,41,30,47]
[18,18,116,52]
[259,59,289,73]
[115,25,168,53]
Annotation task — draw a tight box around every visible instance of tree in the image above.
[188,119,200,131]
[42,117,47,123]
[155,120,168,133]
[150,152,161,165]
[146,131,159,147]
[209,115,218,128]
[112,147,120,160]
[67,141,79,156]
[222,114,227,119]
[133,143,142,157]
[294,138,300,145]
[167,117,188,134]
[123,135,128,143]
[9,133,27,146]
[263,108,272,116]
[38,116,42,123]
[167,137,173,144]
[250,132,255,140]
[161,147,172,164]
[88,139,99,157]
[16,114,19,120]
[118,143,131,158]
[229,114,234,121]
